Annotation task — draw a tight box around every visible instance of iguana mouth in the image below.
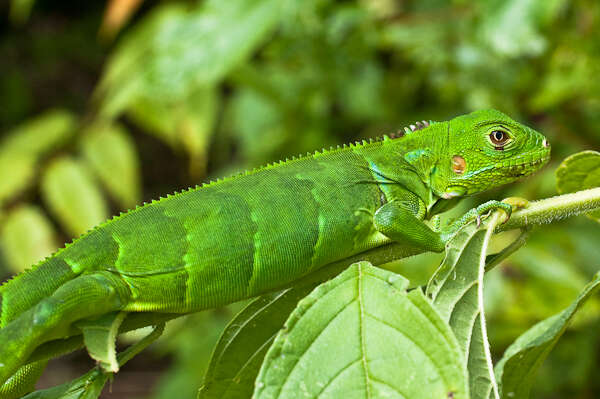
[500,151,551,177]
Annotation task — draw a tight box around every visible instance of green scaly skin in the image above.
[0,109,550,394]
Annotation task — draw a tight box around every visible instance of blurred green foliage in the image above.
[557,151,600,221]
[1,0,599,397]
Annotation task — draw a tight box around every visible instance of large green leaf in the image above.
[495,273,600,399]
[41,158,109,237]
[96,0,281,118]
[0,205,57,273]
[254,261,469,399]
[81,123,141,209]
[427,212,506,399]
[200,241,430,399]
[556,150,600,222]
[0,110,76,206]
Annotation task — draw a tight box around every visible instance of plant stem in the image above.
[478,213,502,399]
[497,187,600,232]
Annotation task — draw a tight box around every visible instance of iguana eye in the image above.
[489,130,509,147]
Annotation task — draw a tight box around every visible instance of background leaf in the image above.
[99,0,144,40]
[149,311,235,399]
[556,150,600,222]
[80,123,141,209]
[200,288,317,398]
[96,0,281,118]
[495,272,600,399]
[0,205,57,273]
[0,156,36,208]
[41,157,109,237]
[127,87,219,178]
[0,110,76,206]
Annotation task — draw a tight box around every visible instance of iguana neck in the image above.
[352,121,450,210]
[388,121,450,200]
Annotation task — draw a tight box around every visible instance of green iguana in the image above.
[0,109,550,397]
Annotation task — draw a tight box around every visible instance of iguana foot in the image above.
[441,199,513,242]
[460,200,513,227]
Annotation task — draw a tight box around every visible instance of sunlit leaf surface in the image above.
[41,158,109,237]
[0,206,57,273]
[255,262,469,399]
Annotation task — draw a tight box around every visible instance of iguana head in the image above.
[432,109,551,198]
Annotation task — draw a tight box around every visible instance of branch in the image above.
[497,187,600,232]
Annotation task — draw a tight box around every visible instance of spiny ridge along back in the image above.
[386,120,432,140]
[197,119,435,188]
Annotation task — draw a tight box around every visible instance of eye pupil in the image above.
[490,130,508,146]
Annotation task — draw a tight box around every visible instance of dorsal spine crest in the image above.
[12,117,441,275]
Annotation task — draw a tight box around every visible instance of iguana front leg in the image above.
[373,198,514,253]
[374,201,446,252]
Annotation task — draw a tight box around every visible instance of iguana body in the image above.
[0,109,550,394]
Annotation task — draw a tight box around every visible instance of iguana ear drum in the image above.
[452,155,466,174]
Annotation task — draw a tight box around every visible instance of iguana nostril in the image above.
[543,138,550,148]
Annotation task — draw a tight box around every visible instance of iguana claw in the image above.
[454,200,513,231]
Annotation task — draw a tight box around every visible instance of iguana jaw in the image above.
[496,148,551,178]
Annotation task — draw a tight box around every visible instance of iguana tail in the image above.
[0,219,130,329]
[0,256,79,398]
[0,255,78,329]
[0,228,133,389]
